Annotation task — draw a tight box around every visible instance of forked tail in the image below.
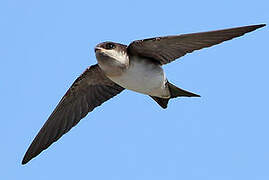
[150,81,200,109]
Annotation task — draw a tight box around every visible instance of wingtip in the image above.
[243,24,266,35]
[255,24,266,28]
[21,155,30,165]
[21,147,35,165]
[21,161,27,165]
[21,160,27,165]
[241,24,266,32]
[236,24,266,32]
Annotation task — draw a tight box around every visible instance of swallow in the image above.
[22,24,265,164]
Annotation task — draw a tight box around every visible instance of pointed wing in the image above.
[22,64,124,164]
[127,24,265,65]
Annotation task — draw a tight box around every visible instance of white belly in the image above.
[107,58,170,98]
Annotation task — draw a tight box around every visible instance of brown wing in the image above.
[127,24,265,65]
[22,64,124,164]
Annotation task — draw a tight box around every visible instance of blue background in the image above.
[1,0,268,179]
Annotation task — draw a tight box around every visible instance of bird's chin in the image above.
[96,55,126,77]
[95,51,107,57]
[95,52,111,64]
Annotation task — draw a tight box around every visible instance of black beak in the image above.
[94,47,102,52]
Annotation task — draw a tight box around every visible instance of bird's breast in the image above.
[107,57,170,98]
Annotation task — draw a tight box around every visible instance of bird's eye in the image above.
[105,43,115,50]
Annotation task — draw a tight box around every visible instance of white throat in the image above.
[96,49,130,77]
[104,49,129,65]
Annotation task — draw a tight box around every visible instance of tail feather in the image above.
[150,96,169,109]
[168,82,200,98]
[150,81,200,109]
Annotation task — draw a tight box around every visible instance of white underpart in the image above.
[108,57,170,98]
[104,49,129,64]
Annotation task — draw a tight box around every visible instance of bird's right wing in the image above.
[22,64,124,164]
[127,24,265,65]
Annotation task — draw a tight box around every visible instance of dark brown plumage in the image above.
[22,65,124,164]
[127,24,265,65]
[22,24,265,165]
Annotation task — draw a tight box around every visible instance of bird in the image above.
[22,24,265,164]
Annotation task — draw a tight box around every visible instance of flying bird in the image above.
[22,24,265,164]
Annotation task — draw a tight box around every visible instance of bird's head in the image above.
[95,42,129,76]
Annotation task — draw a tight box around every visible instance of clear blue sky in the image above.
[1,0,268,179]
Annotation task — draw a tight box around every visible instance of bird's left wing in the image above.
[127,24,265,65]
[22,64,124,164]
